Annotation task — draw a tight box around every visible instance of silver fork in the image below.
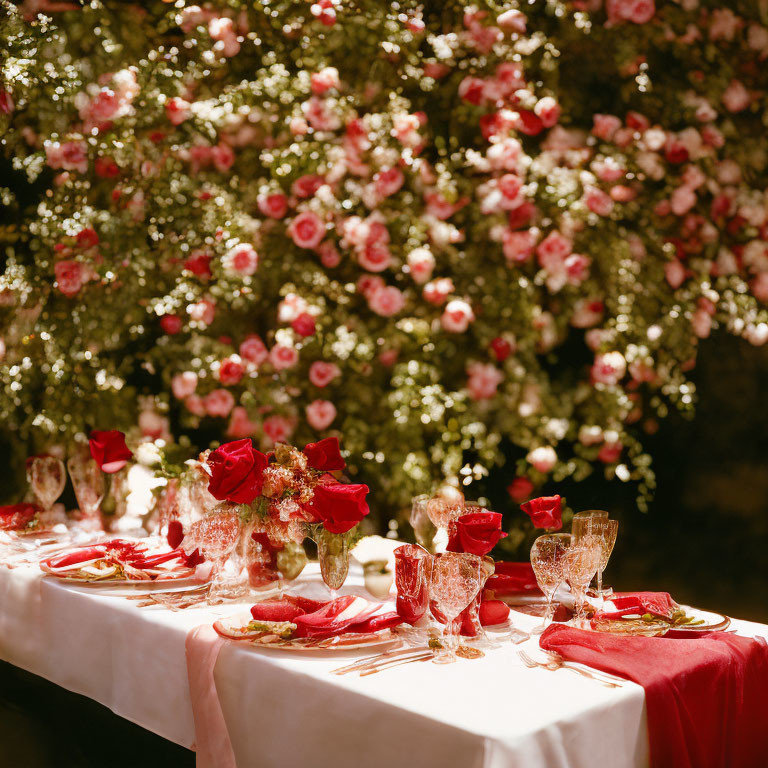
[331,646,428,675]
[359,652,435,676]
[518,649,622,688]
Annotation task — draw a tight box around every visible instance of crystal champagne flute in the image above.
[27,455,67,513]
[562,537,601,626]
[529,533,573,634]
[573,516,618,597]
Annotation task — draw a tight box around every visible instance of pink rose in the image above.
[262,415,294,445]
[291,312,316,337]
[185,395,206,416]
[373,167,404,198]
[584,186,614,216]
[598,442,623,464]
[166,97,191,125]
[310,67,340,95]
[224,243,259,276]
[288,211,325,249]
[691,309,712,339]
[358,242,392,272]
[564,253,591,284]
[534,96,560,128]
[239,335,268,366]
[227,407,260,438]
[467,362,504,400]
[205,389,235,417]
[369,285,405,317]
[665,260,686,289]
[269,345,299,371]
[722,80,750,113]
[54,260,86,297]
[441,299,475,333]
[309,361,341,388]
[303,96,341,131]
[536,231,572,271]
[526,447,557,474]
[45,140,88,173]
[211,143,235,172]
[317,241,341,268]
[306,400,337,430]
[218,356,245,385]
[497,9,526,33]
[571,299,604,328]
[357,275,385,300]
[591,351,627,386]
[406,247,435,284]
[171,371,198,399]
[423,277,454,305]
[257,193,288,219]
[670,186,697,217]
[503,229,536,263]
[606,0,655,25]
[751,273,768,302]
[592,114,622,142]
[291,174,325,199]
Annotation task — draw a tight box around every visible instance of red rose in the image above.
[207,438,268,504]
[303,437,345,472]
[184,252,212,278]
[89,430,133,473]
[447,511,507,556]
[0,503,38,531]
[490,336,512,362]
[507,476,534,503]
[218,356,245,385]
[54,260,85,297]
[160,315,183,334]
[76,228,99,249]
[520,495,562,530]
[291,312,316,337]
[305,482,369,534]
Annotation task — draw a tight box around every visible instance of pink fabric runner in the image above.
[185,624,236,768]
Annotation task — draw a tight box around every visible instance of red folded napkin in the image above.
[252,595,405,639]
[0,503,38,531]
[598,591,677,620]
[484,561,541,597]
[540,623,768,768]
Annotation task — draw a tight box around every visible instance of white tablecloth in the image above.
[2,556,767,768]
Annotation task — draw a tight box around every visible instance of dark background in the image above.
[2,331,767,767]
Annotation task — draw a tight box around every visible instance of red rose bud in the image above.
[89,430,133,474]
[303,437,346,472]
[490,336,512,362]
[291,312,316,337]
[447,511,507,556]
[507,476,534,503]
[304,482,370,534]
[160,315,183,334]
[184,252,212,278]
[95,157,120,178]
[207,438,268,505]
[75,228,99,249]
[520,495,562,530]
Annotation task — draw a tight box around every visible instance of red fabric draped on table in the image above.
[540,623,768,768]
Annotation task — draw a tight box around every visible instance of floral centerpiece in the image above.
[202,436,369,590]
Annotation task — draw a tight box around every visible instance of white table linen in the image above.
[2,555,766,768]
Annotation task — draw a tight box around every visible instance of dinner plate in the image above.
[663,605,730,637]
[213,611,401,652]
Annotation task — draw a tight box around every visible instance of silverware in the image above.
[518,649,622,688]
[331,646,427,675]
[359,652,434,676]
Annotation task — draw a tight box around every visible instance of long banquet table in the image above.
[2,556,767,768]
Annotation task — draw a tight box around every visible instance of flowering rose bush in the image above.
[1,0,768,549]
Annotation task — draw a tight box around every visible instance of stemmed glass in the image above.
[315,527,350,592]
[529,533,573,634]
[429,551,484,663]
[573,516,618,598]
[426,486,464,551]
[410,494,437,552]
[394,544,432,624]
[27,455,67,513]
[562,537,602,627]
[67,448,105,529]
[184,506,243,602]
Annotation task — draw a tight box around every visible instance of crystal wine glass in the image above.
[315,527,350,592]
[573,516,618,598]
[426,486,464,550]
[410,494,437,552]
[185,506,243,602]
[562,537,602,627]
[67,448,105,529]
[529,533,573,634]
[394,543,432,624]
[27,455,66,513]
[429,551,484,663]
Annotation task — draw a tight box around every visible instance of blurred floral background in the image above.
[1,0,767,618]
